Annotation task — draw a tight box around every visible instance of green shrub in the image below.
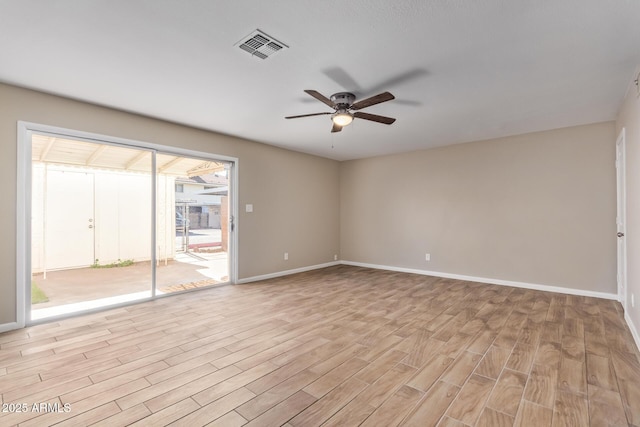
[91,259,135,268]
[31,281,49,304]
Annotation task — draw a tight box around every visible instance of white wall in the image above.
[32,164,176,272]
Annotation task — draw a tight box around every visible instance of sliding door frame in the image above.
[16,121,239,327]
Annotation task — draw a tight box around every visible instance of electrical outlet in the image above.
[425,253,431,261]
[334,254,338,261]
[632,293,635,308]
[284,252,288,261]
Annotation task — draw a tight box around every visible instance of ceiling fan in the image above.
[285,90,396,133]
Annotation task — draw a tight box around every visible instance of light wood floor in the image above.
[1,265,639,426]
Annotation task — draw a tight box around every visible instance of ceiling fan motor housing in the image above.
[330,92,356,109]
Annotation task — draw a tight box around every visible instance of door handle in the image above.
[617,232,624,237]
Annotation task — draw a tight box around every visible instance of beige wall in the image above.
[0,83,340,325]
[616,70,640,339]
[340,122,617,292]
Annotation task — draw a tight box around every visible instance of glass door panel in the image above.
[30,134,153,320]
[155,154,230,294]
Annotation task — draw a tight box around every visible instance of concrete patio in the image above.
[32,251,229,319]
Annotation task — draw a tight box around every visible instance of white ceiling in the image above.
[1,1,639,161]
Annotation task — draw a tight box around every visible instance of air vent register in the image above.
[236,29,288,60]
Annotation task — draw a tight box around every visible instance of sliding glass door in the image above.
[25,128,235,322]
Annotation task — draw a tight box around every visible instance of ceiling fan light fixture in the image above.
[286,90,396,133]
[332,111,353,127]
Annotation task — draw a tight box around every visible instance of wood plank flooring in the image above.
[1,265,639,426]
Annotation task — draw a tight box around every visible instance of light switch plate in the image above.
[246,204,253,213]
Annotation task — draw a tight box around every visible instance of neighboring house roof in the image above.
[197,186,229,196]
[176,173,228,187]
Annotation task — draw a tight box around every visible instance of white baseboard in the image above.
[0,322,20,334]
[625,312,640,354]
[236,261,341,284]
[341,260,618,300]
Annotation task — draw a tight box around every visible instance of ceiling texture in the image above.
[1,1,640,161]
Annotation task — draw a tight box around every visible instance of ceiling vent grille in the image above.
[236,29,288,60]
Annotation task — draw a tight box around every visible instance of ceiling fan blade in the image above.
[350,91,395,110]
[304,90,335,108]
[353,111,396,125]
[285,112,332,119]
[331,122,343,133]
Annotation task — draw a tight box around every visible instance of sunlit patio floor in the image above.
[31,251,228,320]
